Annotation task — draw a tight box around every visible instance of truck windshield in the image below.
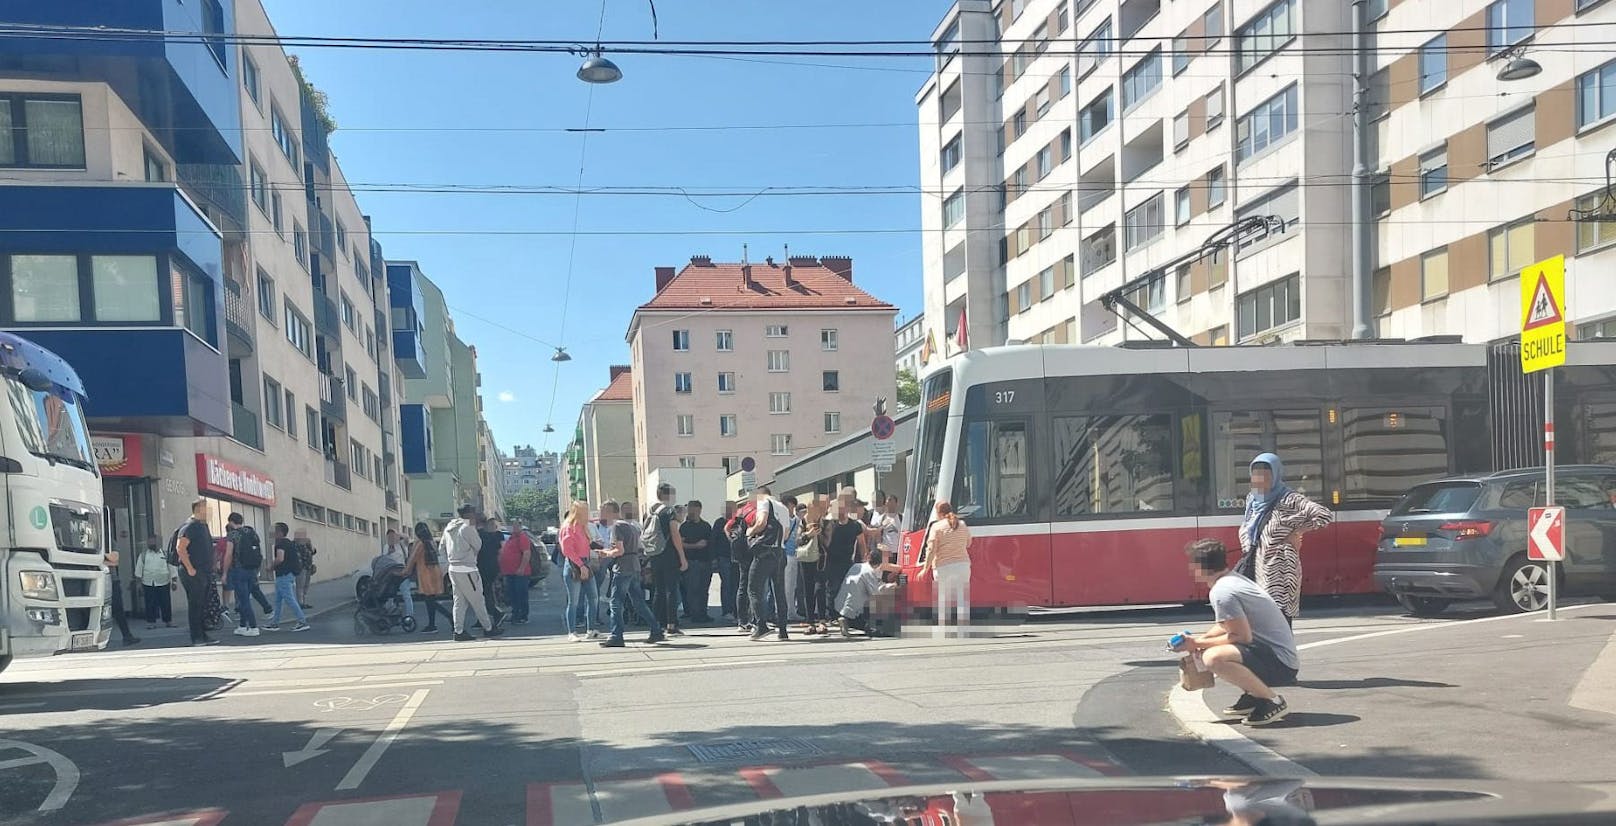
[5,377,95,472]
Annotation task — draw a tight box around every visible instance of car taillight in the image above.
[1441,520,1494,540]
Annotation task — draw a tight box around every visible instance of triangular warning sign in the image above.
[1523,274,1563,330]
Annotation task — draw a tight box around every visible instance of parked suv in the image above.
[1373,465,1616,615]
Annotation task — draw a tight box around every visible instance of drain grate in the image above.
[686,737,824,764]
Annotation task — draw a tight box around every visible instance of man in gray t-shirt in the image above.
[598,501,661,647]
[1183,539,1299,727]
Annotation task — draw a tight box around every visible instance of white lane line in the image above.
[0,702,45,710]
[0,738,79,811]
[230,680,442,697]
[336,688,431,791]
[1296,602,1609,652]
[576,660,786,678]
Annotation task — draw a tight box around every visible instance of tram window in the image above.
[1576,402,1616,465]
[955,419,1028,520]
[1051,414,1174,516]
[1341,406,1449,503]
[1213,410,1324,508]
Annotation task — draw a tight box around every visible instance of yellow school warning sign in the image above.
[1520,255,1567,374]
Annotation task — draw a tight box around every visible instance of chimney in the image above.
[690,255,712,265]
[822,255,853,281]
[608,364,630,381]
[783,261,796,288]
[654,266,677,292]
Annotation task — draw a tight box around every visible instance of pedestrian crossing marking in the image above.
[284,792,460,826]
[92,811,228,826]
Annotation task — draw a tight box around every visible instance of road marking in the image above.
[0,738,79,811]
[88,808,228,826]
[575,660,786,678]
[312,694,408,713]
[285,791,460,826]
[1295,602,1608,652]
[528,782,595,826]
[335,688,430,791]
[0,701,45,710]
[1569,627,1616,715]
[229,680,442,698]
[282,728,344,768]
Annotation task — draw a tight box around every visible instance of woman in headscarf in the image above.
[1238,452,1333,625]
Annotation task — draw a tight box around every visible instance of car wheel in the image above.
[1493,556,1552,613]
[401,615,417,632]
[1397,595,1451,617]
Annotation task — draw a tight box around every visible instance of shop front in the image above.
[194,455,276,571]
[95,433,156,614]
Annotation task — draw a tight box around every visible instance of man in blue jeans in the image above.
[263,522,310,632]
[222,512,262,638]
[597,500,663,647]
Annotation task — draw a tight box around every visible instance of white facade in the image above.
[502,445,559,496]
[895,313,927,381]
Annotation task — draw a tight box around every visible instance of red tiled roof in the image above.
[636,257,893,311]
[593,369,633,402]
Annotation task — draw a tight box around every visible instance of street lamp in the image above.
[543,424,555,433]
[1497,47,1542,82]
[551,347,572,362]
[576,51,622,84]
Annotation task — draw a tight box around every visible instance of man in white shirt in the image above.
[444,504,502,641]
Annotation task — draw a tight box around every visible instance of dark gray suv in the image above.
[1373,465,1616,615]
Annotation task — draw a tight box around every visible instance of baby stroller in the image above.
[353,555,416,635]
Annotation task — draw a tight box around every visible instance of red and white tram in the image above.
[897,339,1616,611]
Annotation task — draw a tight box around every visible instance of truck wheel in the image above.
[1493,555,1551,613]
[1396,595,1451,617]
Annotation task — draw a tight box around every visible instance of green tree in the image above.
[506,487,559,528]
[896,367,921,409]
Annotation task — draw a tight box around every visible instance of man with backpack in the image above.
[222,512,264,638]
[172,498,218,646]
[746,486,790,642]
[643,483,688,638]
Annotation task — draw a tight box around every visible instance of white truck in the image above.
[0,332,108,674]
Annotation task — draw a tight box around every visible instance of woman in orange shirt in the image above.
[920,501,973,637]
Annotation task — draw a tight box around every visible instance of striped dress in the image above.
[1239,490,1334,618]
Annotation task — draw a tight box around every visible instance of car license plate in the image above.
[1393,536,1427,547]
[69,631,97,651]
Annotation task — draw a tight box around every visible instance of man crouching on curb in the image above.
[1180,538,1299,726]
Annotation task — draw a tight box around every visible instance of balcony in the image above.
[313,292,340,335]
[1119,0,1161,43]
[222,278,254,353]
[325,459,352,490]
[231,403,262,450]
[319,373,347,422]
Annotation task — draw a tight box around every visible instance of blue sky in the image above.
[264,0,950,455]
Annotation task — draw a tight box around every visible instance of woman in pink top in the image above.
[559,502,600,641]
[920,501,973,637]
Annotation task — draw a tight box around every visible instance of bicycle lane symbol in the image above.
[311,694,409,714]
[0,738,78,812]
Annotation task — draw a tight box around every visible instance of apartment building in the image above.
[502,445,559,497]
[560,366,639,515]
[627,255,897,494]
[895,313,928,381]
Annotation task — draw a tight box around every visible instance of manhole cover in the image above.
[686,738,823,764]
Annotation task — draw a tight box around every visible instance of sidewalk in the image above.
[116,573,362,649]
[1170,603,1616,782]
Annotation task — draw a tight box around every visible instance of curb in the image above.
[1165,686,1316,778]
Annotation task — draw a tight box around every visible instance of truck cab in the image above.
[0,332,107,673]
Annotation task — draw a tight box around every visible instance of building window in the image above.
[345,366,357,402]
[1576,191,1616,251]
[1036,145,1053,180]
[824,412,842,434]
[9,255,78,321]
[1039,266,1056,300]
[249,162,269,213]
[361,384,379,421]
[143,144,168,182]
[820,329,838,351]
[822,370,840,392]
[1486,105,1535,167]
[336,220,348,256]
[1204,3,1224,43]
[1172,35,1191,75]
[770,392,792,414]
[177,267,211,343]
[1421,248,1449,301]
[284,302,312,357]
[92,256,161,322]
[1127,273,1167,314]
[1175,186,1191,226]
[1235,0,1294,74]
[770,433,793,456]
[294,223,308,270]
[271,106,299,167]
[340,294,356,331]
[766,324,789,337]
[718,371,737,392]
[1124,192,1165,250]
[1577,60,1616,129]
[767,350,790,372]
[285,390,298,438]
[1208,165,1226,207]
[305,407,319,449]
[1121,48,1162,111]
[1236,84,1298,163]
[243,53,261,103]
[672,329,690,351]
[1173,110,1189,149]
[1233,182,1300,256]
[1017,282,1032,311]
[1236,274,1302,339]
[1176,263,1192,303]
[271,192,283,235]
[257,270,275,321]
[200,0,227,66]
[1079,88,1112,144]
[940,80,962,122]
[1488,218,1535,281]
[1419,147,1448,198]
[720,415,738,437]
[715,329,733,351]
[676,414,694,437]
[1058,65,1071,97]
[1419,35,1447,94]
[1487,0,1533,55]
[264,376,283,429]
[1080,224,1118,276]
[674,372,692,393]
[1206,86,1225,131]
[0,94,86,169]
[1077,19,1112,78]
[943,189,966,228]
[940,134,963,173]
[677,456,697,469]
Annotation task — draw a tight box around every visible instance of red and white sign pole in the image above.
[1544,378,1558,620]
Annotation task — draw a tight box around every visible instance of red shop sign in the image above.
[195,453,276,507]
[93,434,144,477]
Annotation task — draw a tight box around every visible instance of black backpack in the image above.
[234,526,264,570]
[165,524,184,567]
[750,501,784,549]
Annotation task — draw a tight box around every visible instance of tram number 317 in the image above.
[994,390,1016,404]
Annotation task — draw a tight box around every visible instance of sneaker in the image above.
[568,633,582,642]
[1222,694,1260,718]
[292,623,311,632]
[192,637,220,647]
[749,628,771,642]
[243,627,261,637]
[484,627,505,638]
[122,637,141,647]
[776,630,790,641]
[261,624,282,632]
[146,623,156,630]
[164,623,175,628]
[232,626,250,637]
[300,603,313,609]
[647,632,667,644]
[586,630,602,640]
[599,638,626,648]
[666,627,685,637]
[1245,696,1290,727]
[454,632,476,642]
[421,626,439,634]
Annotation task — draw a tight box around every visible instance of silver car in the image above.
[1373,465,1616,615]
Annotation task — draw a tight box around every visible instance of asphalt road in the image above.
[0,585,1471,826]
